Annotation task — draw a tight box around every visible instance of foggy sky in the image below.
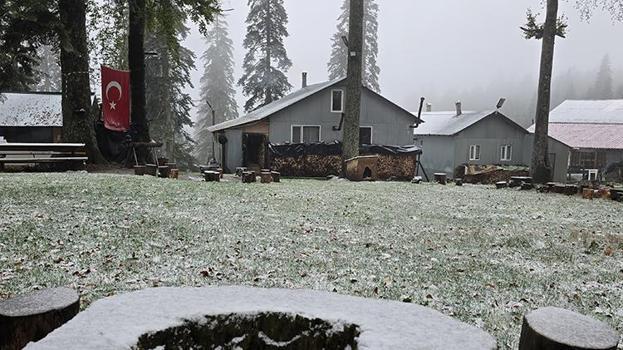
[182,0,623,122]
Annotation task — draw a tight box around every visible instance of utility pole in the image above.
[341,0,364,174]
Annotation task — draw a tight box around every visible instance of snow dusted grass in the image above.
[1,172,622,349]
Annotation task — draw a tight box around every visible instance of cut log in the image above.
[455,178,463,186]
[271,171,281,183]
[158,166,170,178]
[583,188,594,200]
[495,181,508,189]
[169,169,179,179]
[134,165,146,176]
[564,185,579,196]
[521,183,535,191]
[204,171,220,182]
[519,307,619,350]
[235,167,247,177]
[434,173,447,185]
[242,171,256,183]
[260,172,273,184]
[0,287,80,350]
[145,164,158,176]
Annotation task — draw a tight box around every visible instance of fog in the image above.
[183,0,623,126]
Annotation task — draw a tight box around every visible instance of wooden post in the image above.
[519,307,618,350]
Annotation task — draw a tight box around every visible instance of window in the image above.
[291,125,321,144]
[469,145,481,161]
[359,127,373,145]
[331,90,344,113]
[500,145,512,161]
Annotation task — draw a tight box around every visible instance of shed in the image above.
[0,92,63,143]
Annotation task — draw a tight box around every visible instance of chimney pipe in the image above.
[302,72,308,88]
[426,103,432,112]
[455,101,462,116]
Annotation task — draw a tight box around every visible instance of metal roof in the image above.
[208,79,345,133]
[0,92,62,127]
[549,100,623,124]
[528,123,623,150]
[413,110,500,136]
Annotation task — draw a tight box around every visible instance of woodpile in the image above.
[375,154,416,180]
[271,155,342,178]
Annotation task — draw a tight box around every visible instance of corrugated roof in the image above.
[0,92,62,127]
[208,79,345,132]
[413,110,499,136]
[549,99,623,124]
[528,123,623,150]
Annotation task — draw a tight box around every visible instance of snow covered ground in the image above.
[1,173,622,349]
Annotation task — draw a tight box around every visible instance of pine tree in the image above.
[195,15,238,163]
[328,0,380,92]
[33,45,62,92]
[591,54,614,99]
[239,0,292,113]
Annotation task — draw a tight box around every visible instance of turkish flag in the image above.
[101,66,131,132]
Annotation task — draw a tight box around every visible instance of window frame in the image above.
[359,126,374,145]
[290,125,322,144]
[500,144,512,161]
[330,89,344,113]
[469,144,481,161]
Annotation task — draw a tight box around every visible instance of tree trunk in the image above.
[58,0,106,164]
[531,0,558,183]
[128,0,150,145]
[341,0,364,174]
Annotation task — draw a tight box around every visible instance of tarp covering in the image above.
[269,142,422,157]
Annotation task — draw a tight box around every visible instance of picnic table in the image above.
[0,143,88,171]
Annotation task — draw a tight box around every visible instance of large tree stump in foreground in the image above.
[0,288,79,350]
[519,307,619,350]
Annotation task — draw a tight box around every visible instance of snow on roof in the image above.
[208,79,345,133]
[413,110,498,136]
[549,99,623,124]
[0,92,62,127]
[528,123,623,150]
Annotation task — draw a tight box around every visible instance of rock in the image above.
[519,307,619,350]
[27,286,496,350]
[0,288,79,350]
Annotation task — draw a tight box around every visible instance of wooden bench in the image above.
[0,143,88,171]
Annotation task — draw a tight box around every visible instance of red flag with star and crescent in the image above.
[101,66,130,132]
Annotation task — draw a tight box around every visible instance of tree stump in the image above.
[260,172,273,184]
[271,171,281,183]
[564,185,579,196]
[0,287,80,350]
[519,307,619,350]
[204,171,220,182]
[434,173,447,185]
[242,171,256,183]
[158,166,170,178]
[145,164,158,176]
[521,183,535,191]
[134,165,146,176]
[169,169,179,179]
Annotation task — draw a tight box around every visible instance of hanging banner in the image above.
[101,66,130,132]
